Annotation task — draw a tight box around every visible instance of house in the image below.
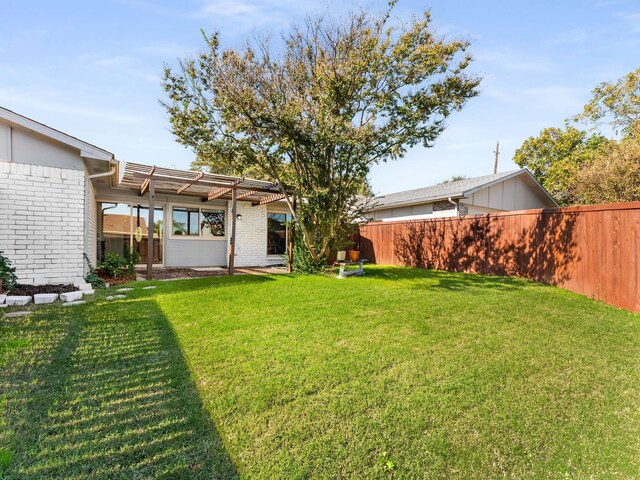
[366,170,557,222]
[0,106,291,285]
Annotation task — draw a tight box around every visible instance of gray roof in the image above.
[371,170,544,210]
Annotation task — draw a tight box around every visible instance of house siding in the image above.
[85,172,98,272]
[0,161,85,285]
[232,201,269,267]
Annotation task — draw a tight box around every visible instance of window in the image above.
[172,207,225,238]
[201,209,225,237]
[172,207,199,236]
[267,213,290,255]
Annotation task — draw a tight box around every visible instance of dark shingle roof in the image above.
[371,170,523,209]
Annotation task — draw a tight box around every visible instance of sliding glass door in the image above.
[99,203,164,265]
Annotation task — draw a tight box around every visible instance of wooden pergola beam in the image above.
[146,179,155,280]
[132,172,282,195]
[205,187,232,201]
[139,166,155,196]
[176,171,204,195]
[228,188,238,275]
[237,183,278,200]
[252,193,286,206]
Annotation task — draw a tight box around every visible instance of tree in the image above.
[573,126,640,204]
[513,125,609,205]
[161,4,480,264]
[573,68,640,136]
[439,174,468,184]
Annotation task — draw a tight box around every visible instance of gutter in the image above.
[84,161,118,273]
[447,196,458,216]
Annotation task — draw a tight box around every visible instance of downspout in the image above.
[447,196,459,216]
[84,161,117,273]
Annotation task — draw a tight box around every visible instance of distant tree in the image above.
[573,125,640,204]
[573,68,640,136]
[161,4,480,264]
[439,175,468,184]
[513,125,609,205]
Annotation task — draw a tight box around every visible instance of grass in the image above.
[1,266,640,478]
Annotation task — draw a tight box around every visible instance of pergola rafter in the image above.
[176,171,204,194]
[205,187,232,201]
[252,193,287,206]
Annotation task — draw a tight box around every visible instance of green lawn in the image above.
[1,267,640,479]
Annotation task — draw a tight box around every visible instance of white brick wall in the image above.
[230,201,269,267]
[0,161,85,284]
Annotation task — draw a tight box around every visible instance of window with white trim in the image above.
[172,207,225,237]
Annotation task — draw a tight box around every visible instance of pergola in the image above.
[119,162,293,279]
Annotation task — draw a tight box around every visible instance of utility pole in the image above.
[493,140,500,174]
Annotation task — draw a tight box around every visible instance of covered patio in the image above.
[118,162,294,279]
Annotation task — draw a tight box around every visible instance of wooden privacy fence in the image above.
[358,202,640,314]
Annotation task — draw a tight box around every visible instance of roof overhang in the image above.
[0,106,114,161]
[368,169,557,211]
[368,194,465,211]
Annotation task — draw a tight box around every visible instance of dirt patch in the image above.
[8,284,76,296]
[97,271,135,286]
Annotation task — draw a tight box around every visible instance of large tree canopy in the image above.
[514,68,640,206]
[513,126,609,205]
[162,4,480,263]
[573,67,640,136]
[573,124,640,204]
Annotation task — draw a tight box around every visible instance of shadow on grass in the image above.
[365,266,536,292]
[134,272,278,298]
[1,299,238,479]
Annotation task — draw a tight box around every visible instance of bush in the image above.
[99,252,128,278]
[83,253,105,288]
[98,249,140,279]
[290,235,326,274]
[0,251,18,291]
[123,248,140,276]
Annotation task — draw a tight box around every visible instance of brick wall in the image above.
[0,161,85,284]
[231,201,269,267]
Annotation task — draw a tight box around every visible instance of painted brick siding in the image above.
[231,201,269,267]
[0,161,85,284]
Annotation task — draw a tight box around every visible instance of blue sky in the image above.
[1,0,638,194]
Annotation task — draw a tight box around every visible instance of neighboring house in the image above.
[366,170,557,222]
[0,107,291,285]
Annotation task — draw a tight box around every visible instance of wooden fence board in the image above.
[358,202,640,314]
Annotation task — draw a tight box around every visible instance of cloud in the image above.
[617,11,640,32]
[549,28,590,45]
[75,53,160,83]
[520,86,587,111]
[188,0,318,31]
[594,0,630,7]
[474,49,552,73]
[0,88,147,124]
[136,44,190,58]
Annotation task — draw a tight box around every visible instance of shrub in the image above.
[83,253,105,288]
[291,235,326,274]
[98,249,140,279]
[99,252,128,278]
[0,251,18,291]
[123,248,140,276]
